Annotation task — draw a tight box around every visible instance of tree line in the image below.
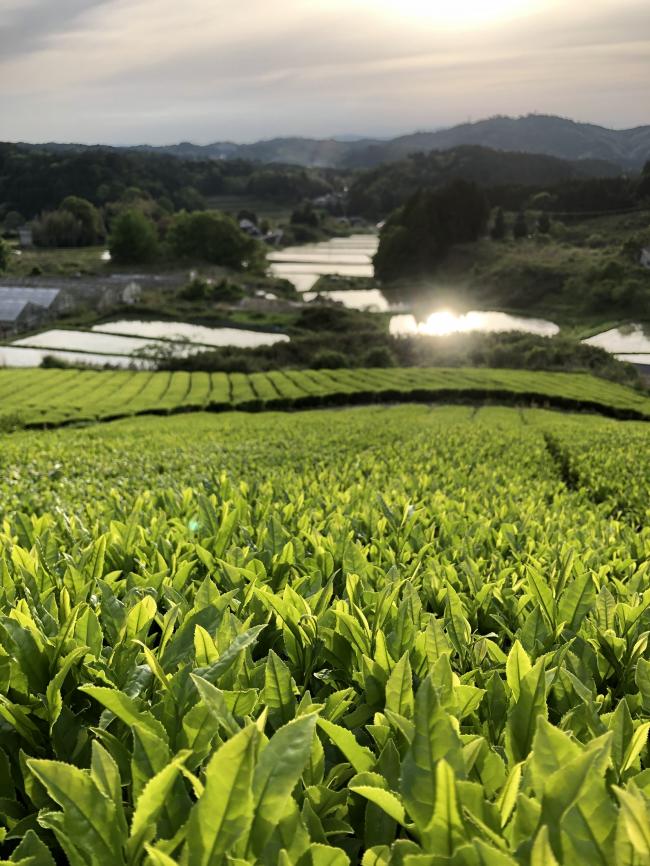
[348,147,650,220]
[0,143,339,220]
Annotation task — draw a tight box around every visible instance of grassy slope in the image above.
[1,366,649,430]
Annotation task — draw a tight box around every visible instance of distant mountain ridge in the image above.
[14,115,650,170]
[130,115,650,170]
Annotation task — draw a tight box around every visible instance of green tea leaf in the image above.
[186,724,258,866]
[248,713,318,857]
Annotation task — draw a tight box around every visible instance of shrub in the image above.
[179,277,210,301]
[109,210,159,264]
[41,354,72,369]
[490,208,506,240]
[33,197,105,247]
[167,211,260,269]
[33,210,83,248]
[362,346,396,367]
[513,211,528,240]
[311,350,348,369]
[0,238,9,272]
[179,277,244,303]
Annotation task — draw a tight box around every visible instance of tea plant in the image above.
[0,405,647,864]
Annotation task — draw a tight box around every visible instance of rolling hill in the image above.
[134,115,650,170]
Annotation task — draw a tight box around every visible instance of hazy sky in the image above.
[1,0,649,144]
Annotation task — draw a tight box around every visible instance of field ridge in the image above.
[1,366,649,431]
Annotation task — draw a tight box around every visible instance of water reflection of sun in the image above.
[394,310,476,336]
[389,310,560,338]
[421,311,460,336]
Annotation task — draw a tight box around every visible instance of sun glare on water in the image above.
[389,310,560,338]
[370,0,539,26]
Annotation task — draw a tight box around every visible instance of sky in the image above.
[1,0,649,144]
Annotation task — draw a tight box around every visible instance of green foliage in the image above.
[0,143,338,219]
[32,196,105,248]
[60,196,105,244]
[1,211,25,235]
[491,207,507,240]
[310,350,349,369]
[346,146,626,219]
[0,366,647,430]
[32,209,83,248]
[109,210,160,264]
[360,346,396,368]
[179,277,244,303]
[0,405,648,863]
[167,210,260,269]
[374,180,490,282]
[513,211,528,240]
[0,238,9,272]
[290,203,320,227]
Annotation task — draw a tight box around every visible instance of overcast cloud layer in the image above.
[1,0,648,144]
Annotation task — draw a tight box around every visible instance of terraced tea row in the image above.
[0,407,649,864]
[1,366,649,429]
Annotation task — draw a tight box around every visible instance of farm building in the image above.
[17,227,33,248]
[641,248,650,269]
[0,287,70,336]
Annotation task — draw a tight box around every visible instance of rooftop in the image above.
[0,299,29,323]
[0,287,60,308]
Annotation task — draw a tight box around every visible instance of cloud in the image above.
[0,0,648,142]
[0,0,114,59]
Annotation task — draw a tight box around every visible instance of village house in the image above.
[17,226,33,248]
[239,218,264,239]
[0,287,70,336]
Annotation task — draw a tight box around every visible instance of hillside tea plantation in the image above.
[0,404,648,865]
[1,367,650,430]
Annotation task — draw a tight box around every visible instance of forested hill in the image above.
[347,146,632,219]
[357,115,650,171]
[17,114,650,170]
[0,140,630,221]
[0,143,338,219]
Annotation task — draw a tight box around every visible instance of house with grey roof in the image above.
[0,287,68,335]
[17,227,33,248]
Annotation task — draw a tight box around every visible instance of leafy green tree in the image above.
[0,238,9,271]
[290,202,319,227]
[2,210,24,235]
[639,162,650,199]
[32,196,105,248]
[109,210,159,264]
[374,180,490,282]
[237,209,258,226]
[60,196,105,244]
[311,349,348,369]
[490,208,506,240]
[32,209,83,247]
[362,345,396,367]
[537,213,551,234]
[513,211,528,240]
[167,210,260,269]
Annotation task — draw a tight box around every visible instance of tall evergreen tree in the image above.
[490,208,506,240]
[513,211,528,240]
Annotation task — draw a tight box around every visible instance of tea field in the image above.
[0,404,649,865]
[1,367,650,430]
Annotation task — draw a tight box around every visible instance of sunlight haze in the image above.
[0,0,648,143]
